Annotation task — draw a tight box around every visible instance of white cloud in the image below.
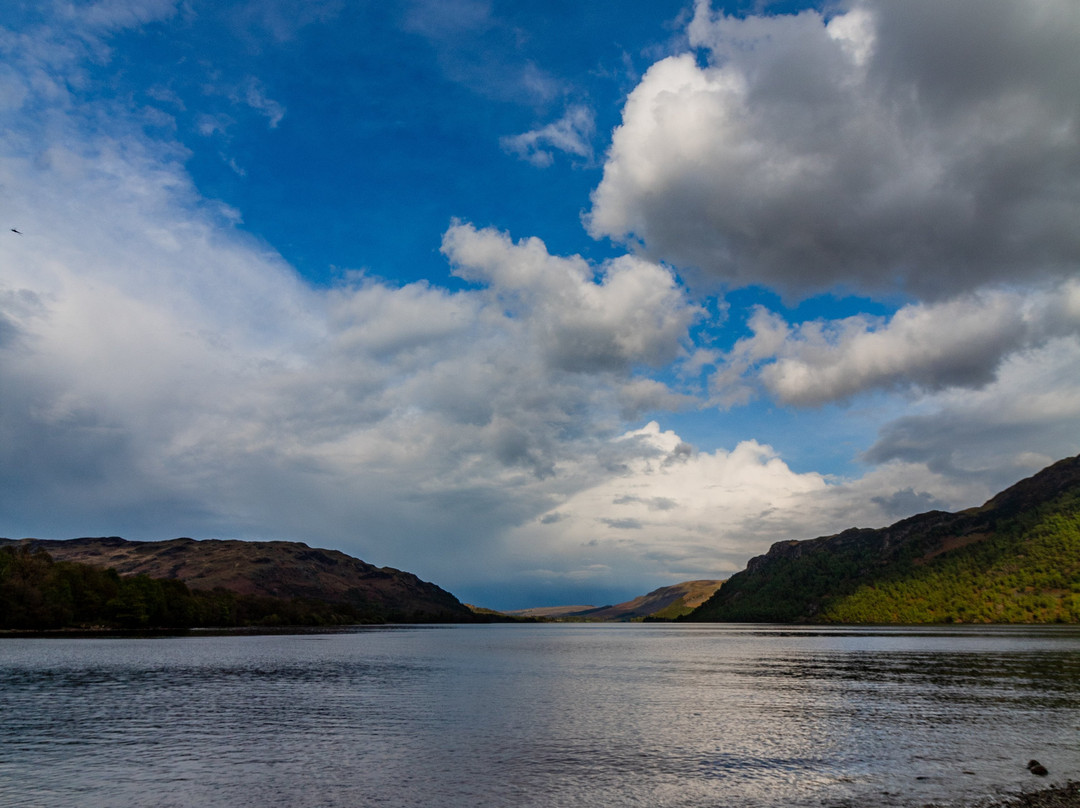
[513,421,831,579]
[441,222,701,374]
[715,282,1080,406]
[588,0,1080,299]
[505,420,993,588]
[501,105,595,167]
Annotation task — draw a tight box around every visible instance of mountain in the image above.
[686,455,1080,623]
[584,580,726,620]
[509,580,725,621]
[0,536,473,622]
[506,604,602,619]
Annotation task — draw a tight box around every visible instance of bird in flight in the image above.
[10,228,22,235]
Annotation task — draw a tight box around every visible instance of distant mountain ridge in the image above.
[510,580,724,621]
[686,455,1080,623]
[0,536,472,622]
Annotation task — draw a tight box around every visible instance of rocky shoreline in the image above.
[967,781,1080,808]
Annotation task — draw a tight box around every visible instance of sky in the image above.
[2,0,1079,611]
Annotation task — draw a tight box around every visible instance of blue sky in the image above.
[2,0,1079,610]
[81,0,689,286]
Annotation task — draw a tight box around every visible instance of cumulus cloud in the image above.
[441,222,701,374]
[506,420,994,592]
[588,0,1080,299]
[501,105,595,167]
[714,282,1080,406]
[508,422,827,583]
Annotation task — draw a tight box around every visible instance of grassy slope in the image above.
[821,493,1080,623]
[506,580,725,621]
[584,580,725,620]
[688,456,1080,624]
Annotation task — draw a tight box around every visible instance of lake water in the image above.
[2,623,1078,808]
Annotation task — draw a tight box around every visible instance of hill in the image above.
[0,536,473,623]
[509,580,724,621]
[506,604,602,619]
[686,455,1080,623]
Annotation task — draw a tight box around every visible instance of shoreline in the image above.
[965,781,1080,808]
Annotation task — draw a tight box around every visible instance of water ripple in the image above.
[1,624,1078,808]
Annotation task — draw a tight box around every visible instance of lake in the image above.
[2,623,1078,808]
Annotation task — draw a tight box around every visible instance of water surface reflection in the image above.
[2,624,1078,808]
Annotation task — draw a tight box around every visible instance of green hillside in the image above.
[687,455,1080,624]
[504,580,725,621]
[822,498,1080,623]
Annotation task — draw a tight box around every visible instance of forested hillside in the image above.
[0,536,474,624]
[687,455,1080,623]
[0,545,390,630]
